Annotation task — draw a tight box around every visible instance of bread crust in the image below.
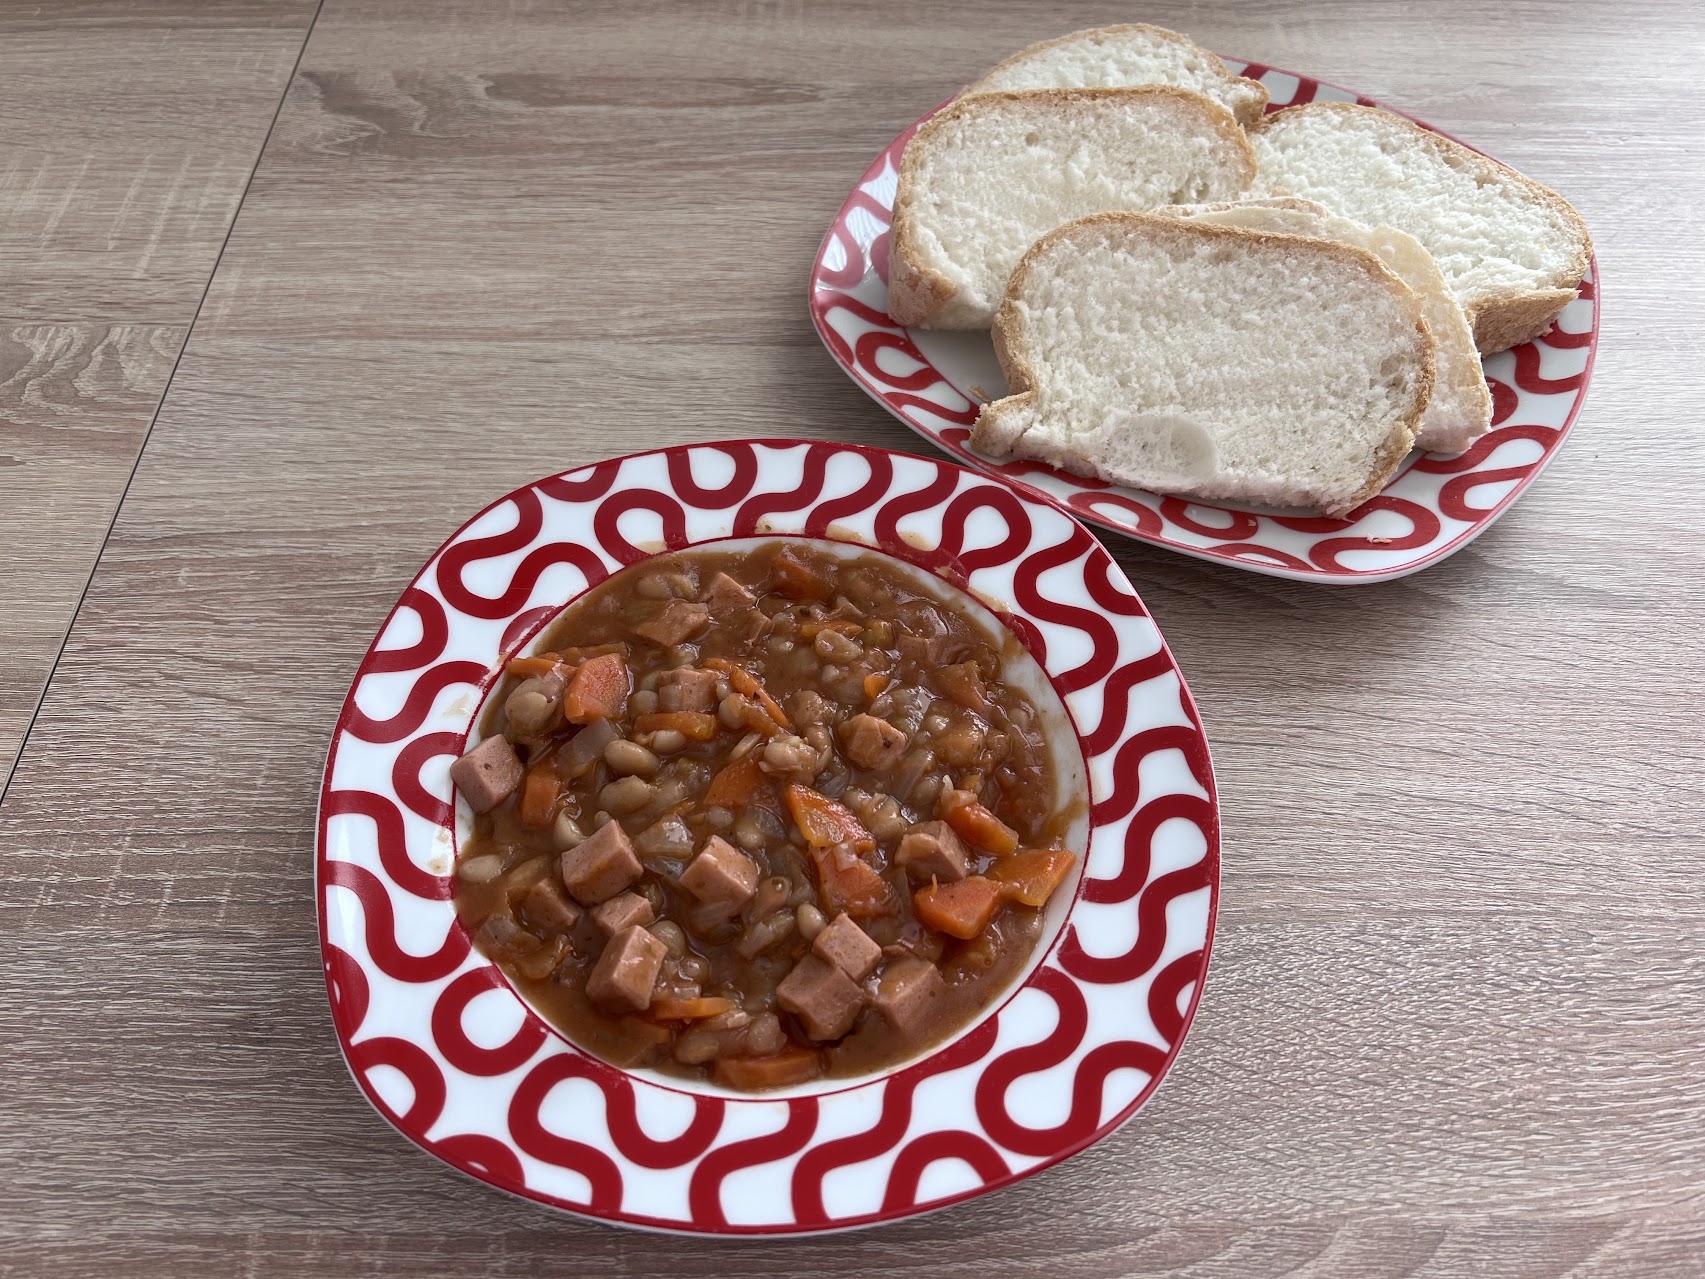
[889,87,1257,328]
[1467,287,1580,355]
[975,212,1436,518]
[1251,102,1592,352]
[960,23,1271,127]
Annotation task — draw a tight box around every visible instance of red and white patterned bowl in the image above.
[809,62,1600,584]
[317,440,1220,1233]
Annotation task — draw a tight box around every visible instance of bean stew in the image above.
[450,540,1081,1091]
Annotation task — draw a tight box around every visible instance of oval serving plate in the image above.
[809,62,1600,584]
[317,439,1220,1234]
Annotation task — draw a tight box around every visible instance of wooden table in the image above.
[4,2,1702,1274]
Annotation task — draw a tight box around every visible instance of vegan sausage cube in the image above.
[586,925,667,1012]
[872,956,947,1038]
[777,953,863,1041]
[658,666,721,714]
[894,820,969,884]
[680,835,759,906]
[634,599,710,647]
[591,890,655,936]
[839,713,909,770]
[812,913,882,980]
[450,735,523,813]
[701,571,756,616]
[559,820,643,905]
[521,876,583,933]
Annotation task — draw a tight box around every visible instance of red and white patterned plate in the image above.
[809,62,1600,583]
[317,440,1219,1233]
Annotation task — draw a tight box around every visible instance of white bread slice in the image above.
[972,213,1435,517]
[961,24,1269,127]
[889,88,1256,329]
[1168,199,1492,453]
[1248,103,1592,353]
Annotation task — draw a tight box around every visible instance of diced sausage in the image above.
[812,913,882,980]
[450,735,523,813]
[559,820,643,904]
[777,953,863,1040]
[839,713,908,770]
[894,820,969,884]
[634,599,710,647]
[658,666,721,713]
[591,890,656,936]
[871,955,947,1038]
[701,571,756,616]
[680,835,759,906]
[521,876,583,932]
[586,925,668,1011]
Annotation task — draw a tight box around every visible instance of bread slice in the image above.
[1167,198,1492,453]
[1248,103,1592,353]
[972,213,1435,517]
[961,23,1269,127]
[889,88,1256,329]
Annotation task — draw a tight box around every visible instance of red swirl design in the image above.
[321,788,451,901]
[350,1036,448,1130]
[881,1131,1011,1210]
[972,969,1171,1157]
[341,659,486,745]
[593,489,691,563]
[666,445,761,507]
[1060,859,1213,986]
[508,1052,725,1169]
[365,588,448,674]
[321,859,468,981]
[790,1018,1000,1223]
[436,491,611,619]
[507,1061,625,1212]
[324,943,371,1039]
[391,731,460,827]
[431,968,549,1076]
[689,1099,819,1227]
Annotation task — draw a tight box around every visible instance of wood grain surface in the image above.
[0,0,318,779]
[2,1,1703,1275]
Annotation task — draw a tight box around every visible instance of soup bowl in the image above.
[317,438,1219,1233]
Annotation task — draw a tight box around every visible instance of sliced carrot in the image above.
[915,876,1004,940]
[863,672,889,700]
[986,849,1078,908]
[704,658,791,731]
[648,996,736,1022]
[633,711,719,741]
[713,1048,823,1090]
[505,655,575,681]
[811,846,896,919]
[703,751,769,810]
[770,546,834,600]
[518,764,562,828]
[562,652,630,723]
[940,791,1020,856]
[785,785,875,854]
